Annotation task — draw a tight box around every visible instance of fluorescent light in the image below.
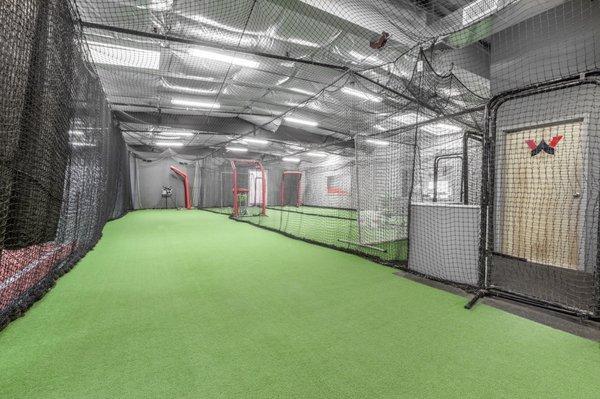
[374,125,386,131]
[284,101,301,107]
[276,77,290,85]
[441,88,462,97]
[349,50,367,60]
[87,41,160,70]
[287,37,319,47]
[348,50,382,65]
[163,82,216,95]
[341,87,382,102]
[421,123,463,135]
[285,116,318,127]
[69,130,85,136]
[306,151,327,157]
[226,146,248,153]
[161,131,194,136]
[71,142,95,147]
[190,15,265,36]
[289,87,314,96]
[155,141,183,147]
[393,112,430,125]
[287,144,305,151]
[242,137,269,145]
[155,136,184,140]
[463,0,499,26]
[282,157,301,163]
[188,48,260,68]
[365,138,389,146]
[171,98,220,109]
[139,0,173,11]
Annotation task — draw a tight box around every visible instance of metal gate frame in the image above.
[479,71,600,317]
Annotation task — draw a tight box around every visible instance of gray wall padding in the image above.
[408,204,480,286]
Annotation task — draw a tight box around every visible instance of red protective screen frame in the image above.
[170,165,192,209]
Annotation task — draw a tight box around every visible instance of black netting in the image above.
[484,80,600,314]
[0,0,131,329]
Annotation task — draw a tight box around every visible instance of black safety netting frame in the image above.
[481,73,600,316]
[0,0,131,329]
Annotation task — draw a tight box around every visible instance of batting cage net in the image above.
[107,0,596,316]
[0,0,131,329]
[1,0,600,327]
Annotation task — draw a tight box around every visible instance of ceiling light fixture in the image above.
[171,98,220,109]
[87,41,160,70]
[306,151,327,157]
[393,112,430,125]
[365,138,390,146]
[348,50,382,65]
[161,131,194,136]
[284,116,318,127]
[341,87,382,102]
[242,137,269,145]
[188,48,260,68]
[282,157,301,163]
[141,0,173,11]
[349,50,367,60]
[463,0,499,26]
[155,141,183,147]
[276,77,290,85]
[421,123,463,135]
[226,146,248,153]
[71,142,96,147]
[287,37,319,47]
[441,88,462,97]
[163,82,216,95]
[289,87,314,96]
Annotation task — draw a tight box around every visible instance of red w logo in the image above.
[525,135,563,156]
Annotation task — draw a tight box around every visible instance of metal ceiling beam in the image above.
[115,111,353,147]
[378,104,485,138]
[358,73,482,131]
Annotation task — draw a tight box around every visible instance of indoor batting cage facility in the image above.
[1,0,600,398]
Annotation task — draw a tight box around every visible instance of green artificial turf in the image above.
[1,210,599,398]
